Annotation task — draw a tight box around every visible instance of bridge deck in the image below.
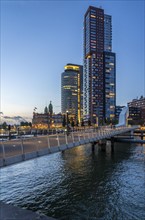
[0,126,138,167]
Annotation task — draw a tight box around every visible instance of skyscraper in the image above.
[61,63,83,123]
[83,6,116,124]
[103,51,116,120]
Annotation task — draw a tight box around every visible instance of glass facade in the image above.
[103,52,116,120]
[83,6,104,123]
[104,14,112,52]
[61,64,83,123]
[83,6,116,124]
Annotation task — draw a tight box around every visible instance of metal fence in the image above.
[0,126,131,161]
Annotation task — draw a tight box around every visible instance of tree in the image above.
[71,120,75,128]
[88,120,91,126]
[62,115,66,127]
[81,119,84,127]
[105,118,111,125]
[8,124,11,131]
[20,122,31,126]
[28,122,32,127]
[44,106,48,114]
[2,122,7,129]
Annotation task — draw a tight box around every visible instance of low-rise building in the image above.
[128,96,145,109]
[32,113,63,129]
[128,107,141,120]
[127,96,145,125]
[141,108,145,124]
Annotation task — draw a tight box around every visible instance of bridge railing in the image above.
[0,126,137,163]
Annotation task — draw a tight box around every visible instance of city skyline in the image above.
[1,0,144,119]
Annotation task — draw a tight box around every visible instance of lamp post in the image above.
[96,105,100,127]
[33,107,37,136]
[8,124,11,140]
[66,110,69,136]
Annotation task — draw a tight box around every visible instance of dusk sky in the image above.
[1,0,144,119]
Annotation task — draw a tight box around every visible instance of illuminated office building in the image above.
[127,96,145,109]
[83,6,116,123]
[127,96,145,124]
[103,52,116,120]
[61,63,83,123]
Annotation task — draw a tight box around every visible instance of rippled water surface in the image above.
[0,142,145,219]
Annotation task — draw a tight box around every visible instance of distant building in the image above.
[61,63,83,123]
[32,112,63,129]
[128,107,141,120]
[141,108,145,124]
[32,101,63,129]
[128,96,145,109]
[83,6,116,124]
[127,96,145,124]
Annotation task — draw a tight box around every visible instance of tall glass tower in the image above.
[61,64,83,123]
[83,6,116,124]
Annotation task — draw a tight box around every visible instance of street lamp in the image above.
[33,107,37,136]
[66,110,69,136]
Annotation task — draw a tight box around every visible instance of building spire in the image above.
[49,101,53,115]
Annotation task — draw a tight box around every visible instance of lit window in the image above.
[91,15,96,18]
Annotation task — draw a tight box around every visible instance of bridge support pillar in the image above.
[111,137,114,153]
[98,140,106,152]
[141,130,143,140]
[91,141,98,152]
[92,143,95,152]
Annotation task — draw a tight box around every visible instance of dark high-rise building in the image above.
[83,6,116,124]
[103,52,116,120]
[61,63,83,123]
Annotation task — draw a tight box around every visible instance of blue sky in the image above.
[1,0,144,118]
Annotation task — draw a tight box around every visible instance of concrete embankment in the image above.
[0,201,56,220]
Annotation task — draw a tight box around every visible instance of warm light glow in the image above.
[63,85,71,89]
[91,15,96,18]
[64,65,80,71]
[109,92,115,96]
[140,126,145,130]
[78,72,81,123]
[86,55,91,59]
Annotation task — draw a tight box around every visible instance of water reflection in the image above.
[0,142,145,219]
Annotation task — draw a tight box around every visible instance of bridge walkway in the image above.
[0,126,138,167]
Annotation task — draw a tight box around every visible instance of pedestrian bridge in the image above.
[0,126,138,168]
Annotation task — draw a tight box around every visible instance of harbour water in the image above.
[0,141,145,219]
